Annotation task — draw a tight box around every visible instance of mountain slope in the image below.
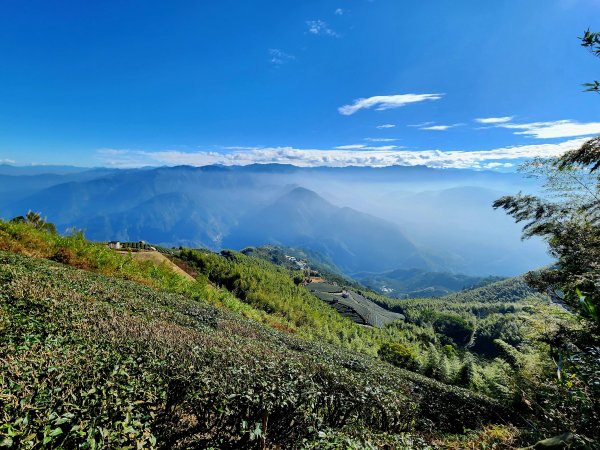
[224,187,430,273]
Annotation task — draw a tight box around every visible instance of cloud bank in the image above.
[338,94,443,115]
[97,137,588,170]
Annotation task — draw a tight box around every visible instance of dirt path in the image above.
[117,250,196,282]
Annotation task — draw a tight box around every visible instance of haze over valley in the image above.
[0,163,550,278]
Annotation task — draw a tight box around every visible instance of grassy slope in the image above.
[0,251,510,449]
[121,250,196,281]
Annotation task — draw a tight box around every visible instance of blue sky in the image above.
[0,0,599,169]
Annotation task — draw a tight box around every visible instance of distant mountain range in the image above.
[354,268,505,298]
[0,163,552,276]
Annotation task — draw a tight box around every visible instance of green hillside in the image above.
[1,222,514,449]
[0,219,593,447]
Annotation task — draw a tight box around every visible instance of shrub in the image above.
[378,342,419,370]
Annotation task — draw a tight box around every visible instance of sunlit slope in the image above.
[0,250,510,448]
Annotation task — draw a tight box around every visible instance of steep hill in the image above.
[224,187,432,273]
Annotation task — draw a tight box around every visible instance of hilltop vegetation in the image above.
[2,251,518,448]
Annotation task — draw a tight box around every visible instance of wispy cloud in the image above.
[420,123,462,131]
[269,49,295,65]
[408,121,435,128]
[474,118,600,139]
[475,116,513,124]
[338,93,443,115]
[97,138,587,170]
[364,138,397,142]
[335,8,344,15]
[306,20,338,37]
[0,159,16,164]
[335,144,400,150]
[497,120,600,139]
[376,124,395,129]
[335,144,366,149]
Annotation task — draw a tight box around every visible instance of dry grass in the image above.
[117,250,196,282]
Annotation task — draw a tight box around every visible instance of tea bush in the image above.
[0,251,512,448]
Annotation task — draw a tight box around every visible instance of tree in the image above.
[11,210,57,234]
[378,342,418,370]
[494,30,600,329]
[580,29,600,93]
[494,140,600,328]
[494,31,600,439]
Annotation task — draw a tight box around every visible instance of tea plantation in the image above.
[0,251,509,448]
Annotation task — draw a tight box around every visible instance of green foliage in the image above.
[181,248,369,346]
[494,34,600,331]
[580,29,600,93]
[472,313,525,357]
[424,311,474,346]
[494,141,600,330]
[456,353,477,388]
[10,211,57,234]
[378,342,419,370]
[442,344,458,359]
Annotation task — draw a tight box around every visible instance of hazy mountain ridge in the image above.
[0,163,552,276]
[224,187,433,273]
[354,268,505,299]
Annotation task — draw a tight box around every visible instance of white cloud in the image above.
[335,8,344,15]
[97,137,588,170]
[376,124,395,129]
[475,116,513,124]
[306,20,338,37]
[0,159,16,164]
[497,120,600,139]
[364,138,397,142]
[335,144,366,149]
[407,121,435,128]
[335,144,400,150]
[338,93,443,115]
[420,124,462,131]
[484,162,514,169]
[269,49,295,65]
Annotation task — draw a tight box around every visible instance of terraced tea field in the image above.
[306,281,405,327]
